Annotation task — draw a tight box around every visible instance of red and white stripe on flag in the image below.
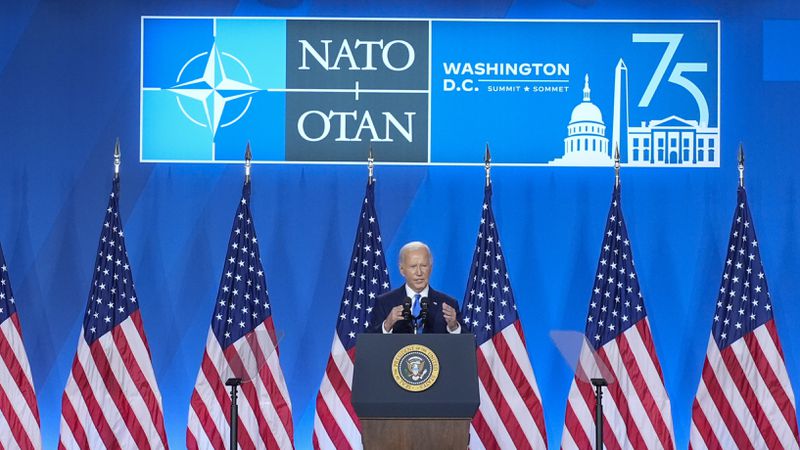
[0,314,41,450]
[312,336,361,450]
[690,320,800,449]
[561,319,676,450]
[187,319,293,450]
[470,321,547,450]
[58,311,168,449]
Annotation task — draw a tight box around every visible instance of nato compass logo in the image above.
[170,43,260,138]
[141,18,286,162]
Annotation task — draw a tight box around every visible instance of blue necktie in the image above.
[412,294,422,333]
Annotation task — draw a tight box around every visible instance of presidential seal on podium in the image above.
[391,344,440,392]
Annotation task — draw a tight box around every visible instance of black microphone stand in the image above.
[591,378,608,450]
[418,298,429,334]
[402,298,414,333]
[226,377,243,449]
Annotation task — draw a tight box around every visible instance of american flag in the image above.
[460,184,548,449]
[312,180,390,450]
[561,184,675,450]
[187,181,294,449]
[0,243,42,449]
[59,178,168,449]
[689,187,800,449]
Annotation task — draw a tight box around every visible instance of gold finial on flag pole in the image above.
[368,146,374,184]
[484,143,491,187]
[738,143,745,188]
[614,143,621,188]
[114,137,121,180]
[245,142,252,184]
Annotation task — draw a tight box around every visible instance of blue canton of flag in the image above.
[338,181,390,349]
[0,245,18,325]
[585,185,647,348]
[712,187,773,347]
[211,181,273,347]
[83,179,139,343]
[461,185,517,343]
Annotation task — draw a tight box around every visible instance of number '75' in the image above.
[632,33,710,127]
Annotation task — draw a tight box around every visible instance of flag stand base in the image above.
[226,378,242,449]
[592,378,608,450]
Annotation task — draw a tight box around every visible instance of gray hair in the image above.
[398,241,433,265]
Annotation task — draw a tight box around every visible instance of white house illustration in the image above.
[626,116,718,166]
[548,74,613,166]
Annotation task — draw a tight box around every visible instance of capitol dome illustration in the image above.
[549,73,612,166]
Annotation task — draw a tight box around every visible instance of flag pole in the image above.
[245,142,252,185]
[484,143,491,187]
[592,142,619,450]
[738,143,745,188]
[367,146,374,185]
[114,138,121,180]
[225,142,251,449]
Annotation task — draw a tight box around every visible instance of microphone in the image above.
[402,297,412,322]
[419,297,429,330]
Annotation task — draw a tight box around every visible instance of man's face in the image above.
[400,247,432,293]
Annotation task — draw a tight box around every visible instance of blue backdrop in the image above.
[2,1,800,448]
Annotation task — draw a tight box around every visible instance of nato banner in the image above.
[140,18,719,167]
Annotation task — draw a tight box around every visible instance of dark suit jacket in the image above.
[367,285,461,334]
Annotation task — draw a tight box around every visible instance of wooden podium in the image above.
[352,334,479,449]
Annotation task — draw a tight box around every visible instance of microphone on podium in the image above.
[419,297,429,331]
[402,297,412,322]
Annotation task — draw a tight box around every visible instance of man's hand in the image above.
[383,305,405,332]
[442,303,458,331]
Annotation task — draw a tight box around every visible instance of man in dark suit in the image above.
[368,241,461,334]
